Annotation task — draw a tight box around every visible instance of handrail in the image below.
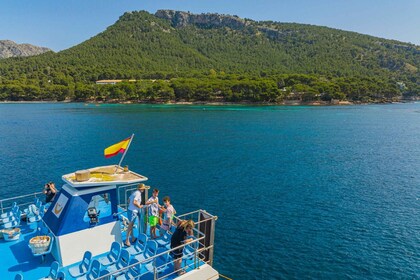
[95,224,210,280]
[0,191,44,214]
[95,239,210,280]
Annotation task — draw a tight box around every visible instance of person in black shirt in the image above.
[43,182,57,203]
[170,219,194,275]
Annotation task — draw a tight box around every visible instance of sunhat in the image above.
[138,183,150,190]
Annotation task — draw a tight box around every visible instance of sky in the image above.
[1,0,419,51]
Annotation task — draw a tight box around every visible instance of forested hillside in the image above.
[0,10,418,103]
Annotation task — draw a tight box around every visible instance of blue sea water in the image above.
[0,103,419,279]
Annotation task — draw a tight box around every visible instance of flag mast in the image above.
[116,133,134,171]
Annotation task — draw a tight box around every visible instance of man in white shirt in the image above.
[125,183,147,247]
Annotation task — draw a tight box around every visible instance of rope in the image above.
[219,273,233,280]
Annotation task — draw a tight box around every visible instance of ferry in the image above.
[0,164,219,280]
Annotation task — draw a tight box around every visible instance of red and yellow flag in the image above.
[104,137,132,158]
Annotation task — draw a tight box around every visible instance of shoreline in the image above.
[0,99,418,106]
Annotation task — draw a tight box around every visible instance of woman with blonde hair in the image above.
[170,219,194,275]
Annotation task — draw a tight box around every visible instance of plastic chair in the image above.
[99,269,110,279]
[125,233,148,256]
[115,258,141,280]
[99,241,121,266]
[106,248,131,275]
[182,237,199,268]
[27,212,42,230]
[47,261,60,279]
[1,218,20,229]
[76,259,101,280]
[14,273,23,280]
[56,271,66,280]
[134,240,158,264]
[28,214,42,223]
[155,229,172,248]
[68,251,92,278]
[0,203,17,218]
[24,203,39,219]
[154,247,170,274]
[0,214,17,225]
[1,206,21,225]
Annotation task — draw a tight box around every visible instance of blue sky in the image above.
[1,0,419,51]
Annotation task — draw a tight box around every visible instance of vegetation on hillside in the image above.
[0,10,418,103]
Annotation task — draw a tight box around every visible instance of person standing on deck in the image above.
[146,188,160,239]
[159,196,176,234]
[170,220,194,275]
[125,183,146,247]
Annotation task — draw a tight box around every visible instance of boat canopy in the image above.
[62,165,148,188]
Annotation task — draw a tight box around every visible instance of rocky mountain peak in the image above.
[0,40,52,59]
[155,10,250,29]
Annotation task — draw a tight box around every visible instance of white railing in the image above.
[0,191,44,214]
[95,209,217,280]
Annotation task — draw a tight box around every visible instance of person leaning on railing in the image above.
[170,219,194,276]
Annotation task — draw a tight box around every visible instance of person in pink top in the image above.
[159,196,176,234]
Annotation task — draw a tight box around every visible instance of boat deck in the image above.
[0,204,214,280]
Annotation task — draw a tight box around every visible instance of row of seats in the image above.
[0,203,21,229]
[1,198,47,230]
[67,235,171,279]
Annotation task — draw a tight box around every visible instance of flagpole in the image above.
[116,133,134,172]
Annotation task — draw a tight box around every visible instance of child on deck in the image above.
[146,188,159,239]
[159,196,176,234]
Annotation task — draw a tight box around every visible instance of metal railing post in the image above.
[153,259,157,280]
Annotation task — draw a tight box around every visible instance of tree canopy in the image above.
[0,10,418,103]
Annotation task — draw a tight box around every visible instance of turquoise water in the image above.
[0,103,419,279]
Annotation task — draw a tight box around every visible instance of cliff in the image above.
[0,40,52,59]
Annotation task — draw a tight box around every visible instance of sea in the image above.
[0,103,419,279]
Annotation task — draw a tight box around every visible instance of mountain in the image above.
[0,10,418,102]
[0,40,52,59]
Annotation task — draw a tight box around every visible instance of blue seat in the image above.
[155,229,172,248]
[0,203,17,219]
[27,214,42,225]
[134,240,158,266]
[68,251,92,278]
[76,259,101,280]
[0,214,17,225]
[56,271,66,280]
[1,218,20,229]
[99,269,110,278]
[27,208,42,229]
[182,237,199,268]
[115,258,141,280]
[47,261,60,279]
[125,233,148,256]
[24,203,39,219]
[1,207,21,227]
[106,248,131,276]
[99,241,121,266]
[14,273,23,280]
[154,247,171,275]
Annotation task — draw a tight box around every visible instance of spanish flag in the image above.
[104,136,132,158]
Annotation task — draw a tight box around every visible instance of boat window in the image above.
[83,193,112,223]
